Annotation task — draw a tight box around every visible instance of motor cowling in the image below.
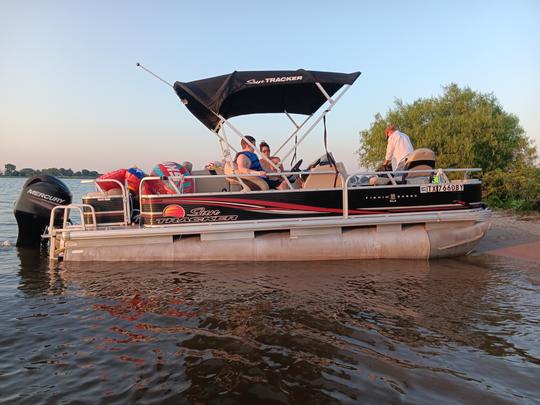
[14,175,72,247]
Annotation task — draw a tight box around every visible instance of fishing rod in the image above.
[136,62,173,88]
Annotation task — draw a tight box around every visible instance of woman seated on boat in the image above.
[235,136,285,189]
[259,141,284,173]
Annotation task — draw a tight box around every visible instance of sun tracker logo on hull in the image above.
[162,204,186,218]
[157,205,238,224]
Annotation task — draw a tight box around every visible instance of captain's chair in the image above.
[368,148,436,186]
[402,148,436,183]
[301,163,347,189]
[224,161,269,192]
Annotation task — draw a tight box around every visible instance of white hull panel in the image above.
[58,210,491,262]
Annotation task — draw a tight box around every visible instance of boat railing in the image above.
[342,167,482,218]
[139,168,481,219]
[139,175,183,196]
[139,167,480,193]
[44,168,483,249]
[46,203,97,260]
[81,178,131,225]
[138,170,341,197]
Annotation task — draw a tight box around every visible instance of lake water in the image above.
[0,178,538,404]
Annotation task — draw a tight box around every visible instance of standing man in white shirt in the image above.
[383,124,414,171]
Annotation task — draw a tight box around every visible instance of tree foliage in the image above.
[4,163,17,176]
[358,84,537,171]
[0,164,99,178]
[483,166,540,211]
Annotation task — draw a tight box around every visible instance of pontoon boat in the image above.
[14,69,491,261]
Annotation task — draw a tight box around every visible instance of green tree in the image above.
[358,84,537,171]
[19,168,36,177]
[42,168,61,176]
[4,163,16,175]
[59,168,74,177]
[483,166,540,211]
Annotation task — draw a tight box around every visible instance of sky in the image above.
[1,0,539,173]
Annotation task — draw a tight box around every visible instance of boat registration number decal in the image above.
[420,184,464,193]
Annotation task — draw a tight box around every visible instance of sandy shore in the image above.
[477,211,540,263]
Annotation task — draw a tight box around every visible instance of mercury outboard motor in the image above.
[14,175,72,247]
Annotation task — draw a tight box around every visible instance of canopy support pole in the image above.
[274,113,312,157]
[279,84,352,164]
[214,122,236,162]
[315,82,335,104]
[216,124,250,190]
[209,121,238,155]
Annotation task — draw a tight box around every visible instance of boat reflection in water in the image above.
[17,246,67,296]
[10,255,533,403]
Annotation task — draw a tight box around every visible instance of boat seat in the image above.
[107,188,124,195]
[85,188,124,198]
[302,163,346,189]
[368,149,436,186]
[368,176,391,186]
[403,148,436,181]
[191,169,231,193]
[224,162,269,192]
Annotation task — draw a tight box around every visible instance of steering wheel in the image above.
[290,159,303,172]
[287,159,303,182]
[376,162,392,172]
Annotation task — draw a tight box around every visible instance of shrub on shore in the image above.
[483,166,540,212]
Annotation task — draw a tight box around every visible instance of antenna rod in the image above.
[136,62,173,88]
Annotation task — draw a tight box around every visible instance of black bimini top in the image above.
[173,69,361,131]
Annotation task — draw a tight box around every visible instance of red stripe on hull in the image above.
[141,196,384,215]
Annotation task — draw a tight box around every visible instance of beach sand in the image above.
[478,211,540,264]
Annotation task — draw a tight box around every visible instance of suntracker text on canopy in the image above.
[173,69,361,131]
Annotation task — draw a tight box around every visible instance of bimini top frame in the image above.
[171,69,361,189]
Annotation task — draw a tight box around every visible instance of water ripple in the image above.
[0,179,538,403]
